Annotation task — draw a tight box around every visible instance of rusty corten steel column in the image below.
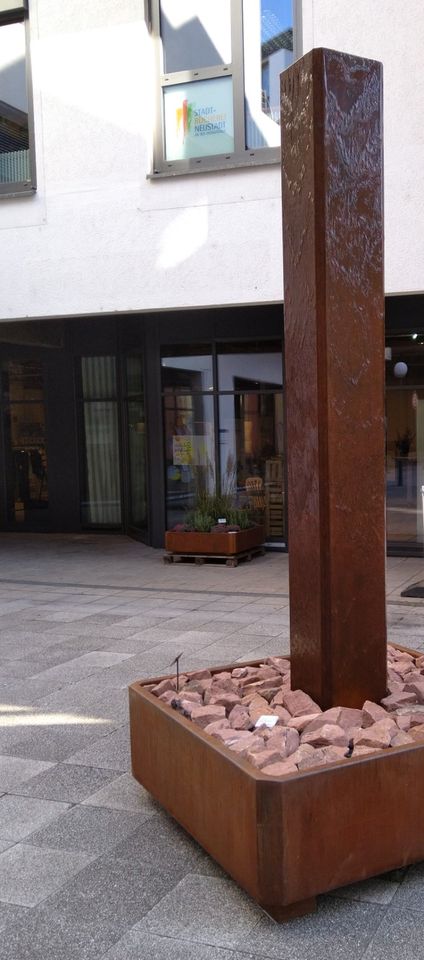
[280,48,387,710]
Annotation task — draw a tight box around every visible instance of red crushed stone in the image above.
[150,647,424,777]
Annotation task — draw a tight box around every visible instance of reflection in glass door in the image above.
[1,360,48,527]
[218,343,285,542]
[161,346,215,529]
[218,392,285,540]
[386,334,424,552]
[80,357,121,527]
[161,341,285,542]
[125,357,148,537]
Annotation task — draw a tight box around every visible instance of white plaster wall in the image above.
[0,0,423,322]
[301,0,424,297]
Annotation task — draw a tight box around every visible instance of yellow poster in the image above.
[173,436,193,465]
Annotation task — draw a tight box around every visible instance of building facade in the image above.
[0,0,424,553]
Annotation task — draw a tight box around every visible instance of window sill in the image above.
[0,182,36,199]
[148,148,280,179]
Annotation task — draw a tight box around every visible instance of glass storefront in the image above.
[386,333,424,552]
[79,357,122,527]
[162,345,215,530]
[3,305,424,556]
[1,360,48,527]
[125,357,148,535]
[161,340,285,542]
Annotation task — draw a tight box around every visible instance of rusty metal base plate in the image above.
[129,651,424,921]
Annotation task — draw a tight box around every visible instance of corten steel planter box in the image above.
[129,650,424,922]
[164,525,265,557]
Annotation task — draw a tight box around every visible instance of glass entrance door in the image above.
[386,334,424,553]
[161,340,285,543]
[124,357,148,540]
[1,360,49,528]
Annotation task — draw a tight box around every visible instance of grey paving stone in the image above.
[65,724,131,771]
[0,843,93,907]
[362,906,424,959]
[77,613,134,626]
[27,804,149,855]
[329,873,403,905]
[28,650,133,685]
[85,634,172,656]
[0,756,54,791]
[102,927,259,960]
[82,772,157,813]
[143,874,261,948]
[390,861,424,911]
[0,794,70,841]
[45,853,180,926]
[0,675,71,702]
[13,762,121,803]
[99,617,167,638]
[2,646,100,673]
[0,659,50,680]
[237,897,385,959]
[0,839,14,854]
[34,682,128,725]
[244,620,288,636]
[112,812,203,871]
[0,907,126,960]
[3,725,116,764]
[0,902,30,934]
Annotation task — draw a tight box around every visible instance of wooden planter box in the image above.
[129,651,424,922]
[165,525,265,558]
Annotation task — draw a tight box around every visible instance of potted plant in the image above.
[164,490,265,564]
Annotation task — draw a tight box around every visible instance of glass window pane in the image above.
[163,77,234,161]
[219,392,285,540]
[161,347,213,392]
[217,343,283,391]
[81,357,117,399]
[126,356,144,396]
[81,401,121,526]
[2,360,43,401]
[385,334,424,551]
[0,20,30,183]
[243,0,293,149]
[1,361,48,525]
[163,393,215,529]
[160,0,231,73]
[128,399,147,530]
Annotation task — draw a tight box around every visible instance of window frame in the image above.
[149,0,297,178]
[0,0,36,198]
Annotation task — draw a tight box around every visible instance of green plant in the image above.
[226,507,252,530]
[185,492,254,532]
[185,509,215,533]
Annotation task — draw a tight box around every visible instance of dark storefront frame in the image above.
[1,295,424,554]
[385,295,424,556]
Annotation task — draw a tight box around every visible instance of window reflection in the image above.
[163,392,215,529]
[161,347,213,392]
[219,392,285,539]
[162,341,285,540]
[125,357,148,534]
[244,0,293,149]
[80,358,121,527]
[0,20,29,184]
[1,361,48,525]
[386,334,424,550]
[217,343,282,391]
[160,0,231,73]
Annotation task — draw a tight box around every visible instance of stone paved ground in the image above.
[0,533,423,960]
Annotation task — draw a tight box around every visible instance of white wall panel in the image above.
[0,0,422,322]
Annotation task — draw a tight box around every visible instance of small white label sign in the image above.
[255,715,278,729]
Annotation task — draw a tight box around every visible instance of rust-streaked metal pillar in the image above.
[281,48,387,710]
